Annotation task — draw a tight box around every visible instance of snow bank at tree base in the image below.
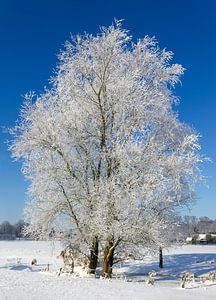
[0,241,216,299]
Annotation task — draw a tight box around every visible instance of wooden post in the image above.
[159,247,163,268]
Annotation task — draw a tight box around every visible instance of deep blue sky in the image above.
[0,0,215,223]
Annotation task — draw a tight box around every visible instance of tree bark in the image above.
[87,236,99,274]
[101,239,115,278]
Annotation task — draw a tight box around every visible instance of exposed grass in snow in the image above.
[0,241,216,299]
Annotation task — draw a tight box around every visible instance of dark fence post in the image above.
[159,247,163,268]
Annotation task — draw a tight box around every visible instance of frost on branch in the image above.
[10,21,203,276]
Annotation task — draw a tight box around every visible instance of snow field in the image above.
[0,241,216,299]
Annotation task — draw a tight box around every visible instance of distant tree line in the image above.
[1,216,215,242]
[0,220,28,239]
[179,216,216,238]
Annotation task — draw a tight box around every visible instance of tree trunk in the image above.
[101,239,115,278]
[87,236,99,274]
[159,247,163,268]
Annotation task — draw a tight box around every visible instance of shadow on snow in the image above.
[116,252,216,282]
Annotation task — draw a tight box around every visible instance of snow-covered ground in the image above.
[0,241,216,299]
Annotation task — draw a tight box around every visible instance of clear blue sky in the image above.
[0,0,215,223]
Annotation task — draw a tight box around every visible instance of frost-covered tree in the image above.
[0,221,14,235]
[14,220,28,238]
[11,21,203,276]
